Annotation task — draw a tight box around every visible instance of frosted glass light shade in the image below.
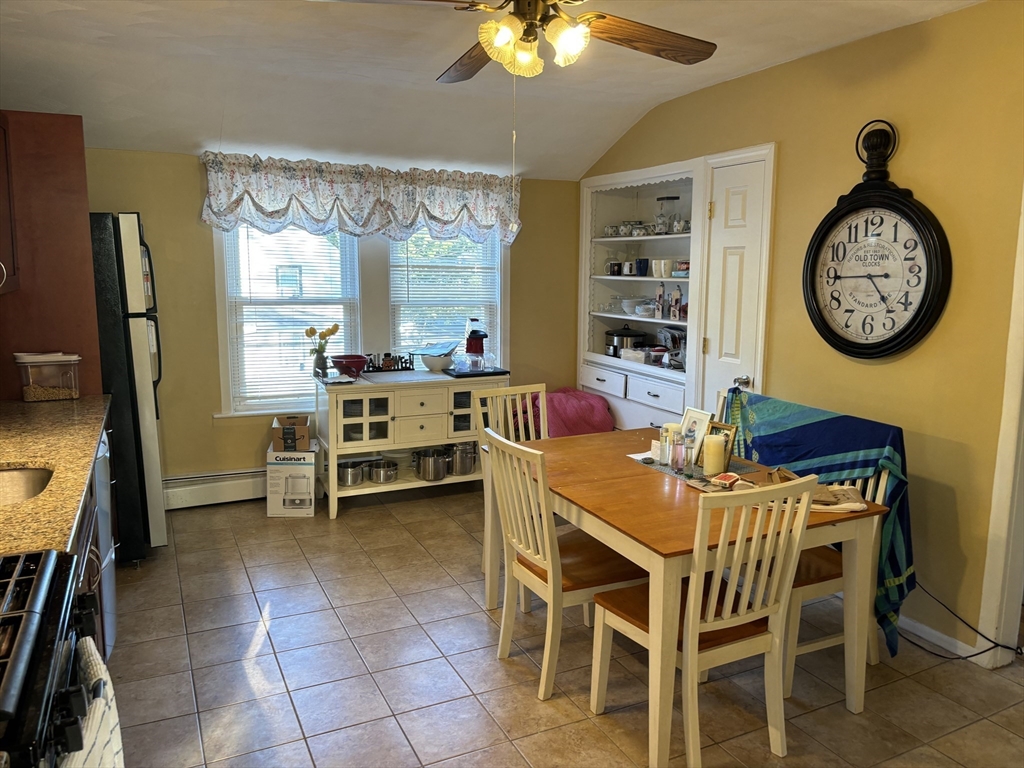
[545,17,590,67]
[479,14,525,64]
[502,38,544,77]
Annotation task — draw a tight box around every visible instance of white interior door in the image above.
[700,156,772,411]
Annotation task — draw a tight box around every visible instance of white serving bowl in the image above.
[422,354,453,372]
[620,298,643,315]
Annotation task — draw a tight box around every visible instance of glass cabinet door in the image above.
[337,392,394,446]
[448,387,479,439]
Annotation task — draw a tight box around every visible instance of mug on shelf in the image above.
[622,261,637,276]
[635,258,650,277]
[652,261,663,278]
[658,259,674,277]
[603,225,617,237]
[604,260,623,276]
[617,224,632,237]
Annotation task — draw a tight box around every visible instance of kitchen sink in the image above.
[0,468,54,506]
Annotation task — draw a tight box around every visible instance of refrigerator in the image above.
[91,212,167,560]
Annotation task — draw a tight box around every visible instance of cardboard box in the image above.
[271,415,311,452]
[267,439,318,517]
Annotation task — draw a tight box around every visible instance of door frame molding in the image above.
[695,143,776,409]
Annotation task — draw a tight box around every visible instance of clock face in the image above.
[812,209,928,346]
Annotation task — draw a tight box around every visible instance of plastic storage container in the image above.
[14,353,81,402]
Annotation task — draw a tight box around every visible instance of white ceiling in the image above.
[0,0,977,179]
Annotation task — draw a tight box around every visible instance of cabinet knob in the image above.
[390,416,395,421]
[595,377,606,383]
[420,401,425,407]
[419,424,425,430]
[650,422,658,428]
[449,411,454,416]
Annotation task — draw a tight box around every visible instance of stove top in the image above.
[0,552,57,721]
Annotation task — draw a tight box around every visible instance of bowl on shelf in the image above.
[330,354,368,378]
[620,298,644,315]
[421,354,453,372]
[635,301,656,318]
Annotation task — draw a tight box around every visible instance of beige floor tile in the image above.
[231,522,295,546]
[667,744,747,767]
[307,551,379,581]
[432,741,529,768]
[246,559,318,591]
[874,745,962,767]
[277,639,368,690]
[180,569,253,604]
[352,625,443,672]
[800,596,845,635]
[705,652,764,682]
[423,612,501,656]
[290,675,392,737]
[117,577,182,614]
[448,646,541,694]
[384,498,448,523]
[208,740,313,768]
[865,677,981,741]
[174,527,238,554]
[266,608,348,652]
[442,556,491,584]
[116,554,178,586]
[177,545,244,576]
[591,701,711,767]
[555,660,649,715]
[401,585,481,623]
[192,655,286,710]
[718,723,853,768]
[320,572,397,607]
[432,492,484,517]
[187,620,274,669]
[691,678,768,743]
[730,665,844,719]
[338,508,403,532]
[107,634,191,685]
[791,702,921,767]
[183,592,262,633]
[381,562,458,596]
[373,657,472,713]
[419,532,482,561]
[994,657,1023,686]
[452,511,485,534]
[336,597,417,637]
[307,717,420,768]
[489,602,570,642]
[254,582,331,620]
[479,681,586,740]
[121,713,204,768]
[238,539,305,568]
[116,670,197,728]
[295,531,362,558]
[350,525,420,552]
[366,542,436,571]
[989,700,1024,737]
[795,642,904,693]
[199,693,304,763]
[931,719,1024,768]
[287,511,356,540]
[519,626,622,677]
[877,630,946,676]
[404,517,468,541]
[118,604,185,645]
[171,507,235,534]
[514,719,633,768]
[398,697,507,764]
[912,660,1024,716]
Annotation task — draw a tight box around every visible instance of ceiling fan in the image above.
[325,0,717,82]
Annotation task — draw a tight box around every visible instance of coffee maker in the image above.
[465,318,488,371]
[282,474,313,509]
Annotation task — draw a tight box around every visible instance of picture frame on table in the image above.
[697,421,738,470]
[680,407,713,458]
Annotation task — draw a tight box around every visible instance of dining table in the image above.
[479,427,887,768]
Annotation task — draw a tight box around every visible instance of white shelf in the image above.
[590,275,689,282]
[329,465,483,498]
[591,312,687,325]
[593,234,691,243]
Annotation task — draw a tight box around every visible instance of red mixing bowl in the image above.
[330,354,368,378]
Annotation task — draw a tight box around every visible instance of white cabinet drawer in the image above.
[604,395,681,431]
[626,377,685,413]
[396,414,448,444]
[397,389,448,417]
[579,365,626,398]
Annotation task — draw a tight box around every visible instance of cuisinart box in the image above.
[267,439,318,517]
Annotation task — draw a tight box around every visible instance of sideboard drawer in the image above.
[396,414,448,444]
[579,365,626,398]
[626,377,685,413]
[397,389,448,417]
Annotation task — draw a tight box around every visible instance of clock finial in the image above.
[855,119,898,182]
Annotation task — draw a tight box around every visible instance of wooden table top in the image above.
[526,429,888,559]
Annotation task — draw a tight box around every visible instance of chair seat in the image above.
[515,528,647,592]
[793,546,843,589]
[594,581,769,652]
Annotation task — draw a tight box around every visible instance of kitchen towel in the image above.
[60,636,124,768]
[725,387,914,656]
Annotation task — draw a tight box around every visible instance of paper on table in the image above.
[627,451,654,461]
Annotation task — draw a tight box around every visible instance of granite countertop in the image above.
[0,396,110,554]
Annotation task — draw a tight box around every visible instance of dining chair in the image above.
[590,475,818,768]
[484,427,650,700]
[782,470,886,696]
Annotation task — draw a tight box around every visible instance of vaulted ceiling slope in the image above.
[0,0,977,180]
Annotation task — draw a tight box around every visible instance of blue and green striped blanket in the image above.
[725,388,914,655]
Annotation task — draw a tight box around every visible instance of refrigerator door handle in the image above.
[141,236,158,314]
[150,315,163,420]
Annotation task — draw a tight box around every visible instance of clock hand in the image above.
[832,273,890,281]
[865,274,888,303]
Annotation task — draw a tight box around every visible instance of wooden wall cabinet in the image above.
[0,113,19,294]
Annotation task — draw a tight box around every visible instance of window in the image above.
[222,225,359,412]
[389,231,502,364]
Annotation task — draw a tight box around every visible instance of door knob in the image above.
[733,375,751,388]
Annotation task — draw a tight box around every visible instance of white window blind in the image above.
[389,231,501,364]
[223,225,360,412]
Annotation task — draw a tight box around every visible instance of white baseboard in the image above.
[899,615,986,663]
[163,469,266,510]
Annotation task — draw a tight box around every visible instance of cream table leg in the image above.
[648,556,684,768]
[842,517,878,713]
[482,450,502,610]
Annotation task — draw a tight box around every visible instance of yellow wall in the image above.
[84,150,579,477]
[587,0,1024,645]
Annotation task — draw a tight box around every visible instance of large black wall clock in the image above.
[803,120,952,359]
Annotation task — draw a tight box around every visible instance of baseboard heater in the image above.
[163,468,266,510]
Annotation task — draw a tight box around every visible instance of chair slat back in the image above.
[483,427,561,585]
[836,468,890,505]
[687,476,817,635]
[472,384,548,445]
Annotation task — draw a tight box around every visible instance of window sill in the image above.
[213,408,313,420]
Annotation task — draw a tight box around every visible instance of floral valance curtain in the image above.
[200,152,521,245]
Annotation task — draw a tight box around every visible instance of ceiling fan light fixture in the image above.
[478,13,525,64]
[545,16,590,67]
[502,37,544,78]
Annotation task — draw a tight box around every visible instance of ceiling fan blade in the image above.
[311,1,468,5]
[437,42,491,83]
[577,12,716,66]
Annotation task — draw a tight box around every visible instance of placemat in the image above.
[632,455,761,480]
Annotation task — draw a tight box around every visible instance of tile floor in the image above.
[110,486,1024,767]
